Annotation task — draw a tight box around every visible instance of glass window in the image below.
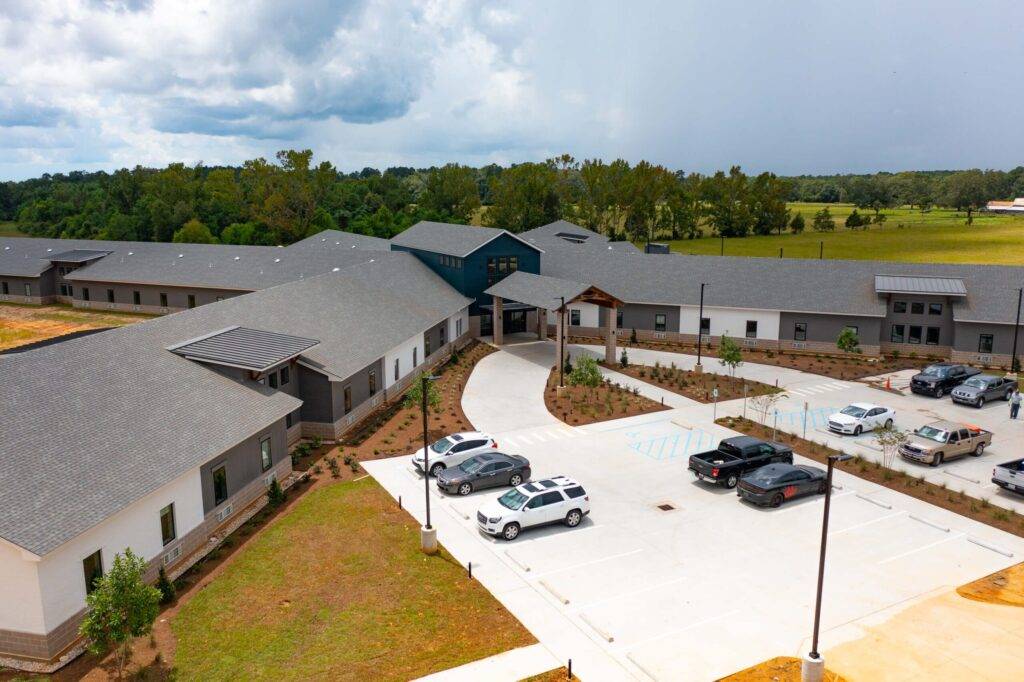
[343,385,352,413]
[498,256,508,273]
[509,256,518,272]
[911,302,924,315]
[700,317,711,335]
[570,310,581,326]
[655,314,667,332]
[413,347,418,366]
[160,504,176,546]
[745,320,757,338]
[440,324,446,345]
[107,288,115,303]
[890,324,905,343]
[82,550,103,595]
[616,309,623,328]
[368,370,377,396]
[928,302,942,315]
[456,318,463,336]
[286,412,293,428]
[1,282,7,295]
[160,293,168,307]
[260,437,272,472]
[82,287,89,301]
[268,372,278,389]
[425,334,432,356]
[280,366,289,385]
[794,322,807,341]
[893,301,907,313]
[845,325,859,336]
[133,290,141,305]
[908,325,922,344]
[187,294,196,309]
[526,495,545,509]
[565,486,587,499]
[394,358,400,381]
[979,334,994,353]
[24,283,31,296]
[213,465,228,506]
[539,491,564,506]
[925,327,940,345]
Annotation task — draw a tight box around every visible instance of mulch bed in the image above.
[717,656,846,682]
[717,416,1024,540]
[571,335,928,380]
[605,360,779,403]
[545,367,668,426]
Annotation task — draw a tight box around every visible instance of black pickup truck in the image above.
[910,363,981,398]
[688,436,794,489]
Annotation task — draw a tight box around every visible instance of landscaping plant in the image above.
[718,334,743,376]
[568,356,603,387]
[156,566,176,605]
[267,477,286,507]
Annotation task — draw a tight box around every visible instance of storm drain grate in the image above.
[656,503,676,512]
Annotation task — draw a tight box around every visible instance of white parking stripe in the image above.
[828,382,851,389]
[517,434,534,445]
[878,533,965,565]
[788,388,809,396]
[502,437,519,448]
[532,432,549,442]
[545,429,566,440]
[531,548,645,580]
[830,511,905,536]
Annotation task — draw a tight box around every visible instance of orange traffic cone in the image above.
[885,376,892,390]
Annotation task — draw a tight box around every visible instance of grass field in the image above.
[0,302,152,351]
[665,203,1024,264]
[172,478,534,681]
[0,221,26,237]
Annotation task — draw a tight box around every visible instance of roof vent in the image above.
[46,248,53,252]
[321,238,326,241]
[3,245,9,250]
[233,256,240,261]
[274,258,281,263]
[177,253,184,258]
[335,241,340,245]
[127,251,134,255]
[332,267,340,272]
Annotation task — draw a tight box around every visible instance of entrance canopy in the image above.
[483,270,622,311]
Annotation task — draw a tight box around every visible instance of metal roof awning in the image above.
[167,326,320,373]
[47,249,111,263]
[478,301,535,312]
[874,274,967,297]
[484,270,623,310]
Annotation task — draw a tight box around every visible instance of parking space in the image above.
[364,412,1024,681]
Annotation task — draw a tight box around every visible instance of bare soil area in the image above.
[545,367,668,426]
[957,562,1024,608]
[718,656,845,682]
[607,360,780,403]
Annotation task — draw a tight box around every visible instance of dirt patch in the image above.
[521,667,576,681]
[957,562,1024,607]
[608,360,780,403]
[572,335,928,380]
[718,656,845,682]
[0,302,152,351]
[545,367,669,426]
[718,416,1024,540]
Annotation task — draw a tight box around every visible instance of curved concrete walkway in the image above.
[462,340,563,434]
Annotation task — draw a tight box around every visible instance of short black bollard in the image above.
[398,495,402,510]
[567,658,572,679]
[467,561,472,579]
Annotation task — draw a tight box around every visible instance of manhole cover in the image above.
[656,503,676,512]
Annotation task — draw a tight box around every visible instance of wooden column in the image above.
[605,303,617,364]
[537,307,548,340]
[493,297,504,345]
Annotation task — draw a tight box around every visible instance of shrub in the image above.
[266,478,286,507]
[630,328,638,344]
[568,356,603,388]
[620,348,629,368]
[156,566,176,605]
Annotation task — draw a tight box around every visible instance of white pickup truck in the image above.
[992,458,1024,496]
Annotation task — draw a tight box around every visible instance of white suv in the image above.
[412,431,498,477]
[827,403,895,436]
[477,476,590,541]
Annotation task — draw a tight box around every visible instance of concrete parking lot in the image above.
[364,344,1024,680]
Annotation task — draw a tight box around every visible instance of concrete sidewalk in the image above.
[412,643,562,682]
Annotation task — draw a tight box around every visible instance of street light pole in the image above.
[1011,288,1022,374]
[559,295,566,387]
[420,374,440,554]
[696,283,706,372]
[803,453,850,681]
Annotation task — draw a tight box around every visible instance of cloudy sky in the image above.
[1,0,1022,179]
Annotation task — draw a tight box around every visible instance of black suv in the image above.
[910,363,981,398]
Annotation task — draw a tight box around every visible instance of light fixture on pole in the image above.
[1011,288,1022,375]
[695,283,707,373]
[555,295,567,387]
[420,373,440,555]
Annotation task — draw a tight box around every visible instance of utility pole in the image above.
[420,374,439,555]
[1012,288,1022,374]
[696,283,706,373]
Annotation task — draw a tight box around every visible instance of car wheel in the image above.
[935,387,944,398]
[884,418,893,429]
[853,425,862,436]
[565,509,583,527]
[770,493,785,508]
[817,481,827,494]
[724,474,739,489]
[1006,390,1014,402]
[973,443,985,457]
[458,482,473,496]
[931,451,944,467]
[429,463,445,477]
[509,473,523,486]
[976,397,985,408]
[502,523,520,541]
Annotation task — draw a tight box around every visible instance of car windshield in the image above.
[459,457,486,474]
[429,437,454,454]
[748,468,783,484]
[920,365,947,377]
[963,377,988,389]
[840,406,867,418]
[915,425,948,443]
[498,489,527,510]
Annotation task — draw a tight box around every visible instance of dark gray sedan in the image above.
[737,463,827,507]
[951,374,1017,408]
[436,452,531,496]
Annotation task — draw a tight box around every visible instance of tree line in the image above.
[3,151,1022,245]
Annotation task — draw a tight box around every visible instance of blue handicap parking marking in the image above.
[626,428,713,461]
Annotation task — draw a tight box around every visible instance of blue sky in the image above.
[1,0,1022,180]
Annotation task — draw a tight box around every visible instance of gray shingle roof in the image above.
[391,221,543,258]
[485,271,591,310]
[169,327,320,372]
[0,253,471,556]
[874,274,967,296]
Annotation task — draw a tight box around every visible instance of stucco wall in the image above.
[0,541,45,636]
[679,305,781,340]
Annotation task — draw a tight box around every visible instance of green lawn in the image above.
[0,221,26,237]
[664,203,1024,265]
[172,478,534,681]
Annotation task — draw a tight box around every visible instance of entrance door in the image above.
[480,314,493,337]
[506,310,527,334]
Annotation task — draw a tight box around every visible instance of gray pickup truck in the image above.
[992,458,1024,496]
[951,374,1018,408]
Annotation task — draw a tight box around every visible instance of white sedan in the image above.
[827,403,895,436]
